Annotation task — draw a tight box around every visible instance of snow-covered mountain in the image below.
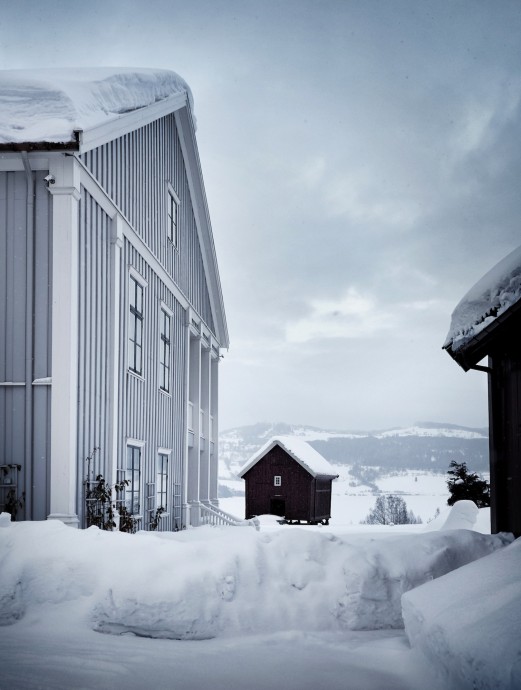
[219,421,489,483]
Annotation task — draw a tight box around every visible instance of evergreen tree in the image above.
[446,461,490,508]
[362,494,422,525]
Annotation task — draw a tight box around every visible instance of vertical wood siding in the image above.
[77,189,112,518]
[81,114,215,334]
[0,170,52,520]
[119,240,187,531]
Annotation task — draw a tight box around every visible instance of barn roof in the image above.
[443,243,521,370]
[238,436,339,479]
[0,68,192,148]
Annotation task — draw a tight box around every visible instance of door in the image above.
[270,497,286,517]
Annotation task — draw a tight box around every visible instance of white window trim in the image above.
[128,266,148,288]
[167,182,180,249]
[158,302,173,395]
[125,440,145,519]
[157,301,174,398]
[128,268,147,379]
[156,449,172,516]
[274,475,282,487]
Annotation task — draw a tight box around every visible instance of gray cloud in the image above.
[2,0,520,430]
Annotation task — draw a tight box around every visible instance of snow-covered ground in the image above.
[403,537,521,689]
[0,505,516,690]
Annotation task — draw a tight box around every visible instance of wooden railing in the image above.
[199,503,259,529]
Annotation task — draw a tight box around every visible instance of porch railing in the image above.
[199,503,259,529]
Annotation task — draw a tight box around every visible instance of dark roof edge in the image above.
[0,141,79,152]
[0,131,80,152]
[444,297,521,371]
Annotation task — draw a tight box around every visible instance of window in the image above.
[129,276,143,375]
[159,308,171,392]
[167,188,179,248]
[126,445,141,515]
[274,475,281,487]
[157,453,169,512]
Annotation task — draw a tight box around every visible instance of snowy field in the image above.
[220,468,479,529]
[1,503,518,690]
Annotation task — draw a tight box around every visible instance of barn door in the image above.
[270,498,285,517]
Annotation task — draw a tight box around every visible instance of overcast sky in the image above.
[2,0,520,431]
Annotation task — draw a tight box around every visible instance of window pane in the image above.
[136,284,143,314]
[136,343,142,374]
[129,279,136,309]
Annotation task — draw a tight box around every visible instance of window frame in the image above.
[128,272,146,377]
[159,304,172,393]
[156,451,170,514]
[274,475,282,487]
[167,184,180,249]
[125,443,143,516]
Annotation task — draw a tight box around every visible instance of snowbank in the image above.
[0,68,191,144]
[0,518,511,640]
[402,537,521,689]
[423,500,478,532]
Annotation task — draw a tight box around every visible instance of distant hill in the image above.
[219,422,489,480]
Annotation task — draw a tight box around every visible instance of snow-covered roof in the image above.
[443,243,521,360]
[238,435,339,478]
[0,67,192,146]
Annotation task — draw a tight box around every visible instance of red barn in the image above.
[238,436,338,524]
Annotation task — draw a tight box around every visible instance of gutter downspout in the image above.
[21,152,35,520]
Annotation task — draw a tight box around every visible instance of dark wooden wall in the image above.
[488,314,521,536]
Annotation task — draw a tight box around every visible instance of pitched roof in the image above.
[0,68,191,147]
[238,435,339,478]
[443,243,521,370]
[0,67,229,348]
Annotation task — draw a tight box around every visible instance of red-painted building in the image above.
[238,436,338,524]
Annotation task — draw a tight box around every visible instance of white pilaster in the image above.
[209,350,219,505]
[47,155,81,527]
[186,325,202,526]
[182,310,192,529]
[109,216,124,487]
[199,344,211,504]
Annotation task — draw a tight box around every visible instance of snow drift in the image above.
[402,537,521,689]
[0,518,511,640]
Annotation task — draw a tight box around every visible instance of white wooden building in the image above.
[0,68,229,529]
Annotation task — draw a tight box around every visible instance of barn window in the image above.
[274,475,281,487]
[159,307,171,392]
[128,274,144,375]
[167,186,180,248]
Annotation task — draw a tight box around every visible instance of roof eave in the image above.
[0,91,189,156]
[174,104,229,348]
[77,91,189,154]
[444,297,521,371]
[238,439,337,479]
[0,137,79,152]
